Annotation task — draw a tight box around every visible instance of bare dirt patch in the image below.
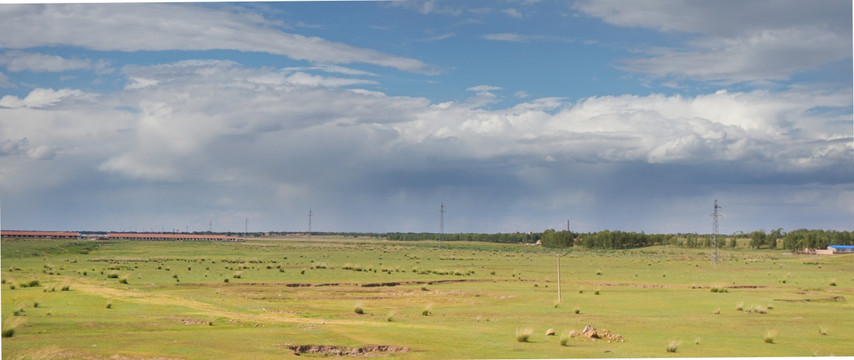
[286,344,410,357]
[774,296,845,303]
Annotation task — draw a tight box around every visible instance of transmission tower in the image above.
[245,217,248,234]
[439,202,445,241]
[711,200,721,264]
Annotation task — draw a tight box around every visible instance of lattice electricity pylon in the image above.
[711,200,722,264]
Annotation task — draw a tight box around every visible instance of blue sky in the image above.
[0,0,852,235]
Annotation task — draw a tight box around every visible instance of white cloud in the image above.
[482,33,527,42]
[390,0,464,16]
[503,8,523,18]
[467,85,501,92]
[0,72,13,88]
[0,4,435,74]
[0,51,112,74]
[0,88,91,108]
[574,0,852,83]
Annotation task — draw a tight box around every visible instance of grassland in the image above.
[2,236,852,359]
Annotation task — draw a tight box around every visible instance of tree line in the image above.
[383,228,852,252]
[256,229,851,252]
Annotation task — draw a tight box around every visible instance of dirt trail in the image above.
[66,278,445,330]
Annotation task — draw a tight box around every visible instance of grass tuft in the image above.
[819,326,827,336]
[516,327,533,343]
[764,330,776,344]
[666,340,681,353]
[560,331,571,347]
[2,317,25,338]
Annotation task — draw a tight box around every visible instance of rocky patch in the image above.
[286,344,410,357]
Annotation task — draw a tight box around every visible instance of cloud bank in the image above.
[1,59,850,232]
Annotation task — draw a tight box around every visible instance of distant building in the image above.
[0,230,79,239]
[828,245,854,254]
[107,233,241,242]
[815,245,854,255]
[0,230,240,242]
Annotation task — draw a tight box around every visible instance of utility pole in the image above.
[308,209,312,240]
[209,220,212,233]
[567,220,570,233]
[245,217,248,234]
[711,200,721,265]
[439,202,445,241]
[556,253,562,303]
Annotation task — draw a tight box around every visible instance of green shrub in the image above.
[354,305,364,315]
[2,328,14,338]
[106,302,113,309]
[119,278,128,284]
[60,285,70,291]
[107,273,119,279]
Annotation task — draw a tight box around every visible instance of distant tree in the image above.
[749,230,767,249]
[767,228,783,249]
[728,237,737,248]
[541,229,573,248]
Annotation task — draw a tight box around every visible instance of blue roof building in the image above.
[828,245,854,253]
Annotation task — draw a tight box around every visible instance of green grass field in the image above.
[2,236,852,359]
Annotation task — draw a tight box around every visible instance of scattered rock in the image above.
[287,344,410,357]
[546,328,556,336]
[575,325,626,342]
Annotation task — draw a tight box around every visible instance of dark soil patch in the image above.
[286,344,410,357]
[774,296,845,303]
